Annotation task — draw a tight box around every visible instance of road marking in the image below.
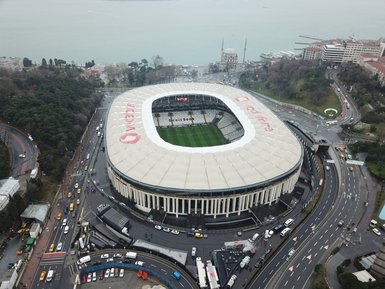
[293,236,297,242]
[324,245,329,250]
[314,241,318,247]
[289,266,294,272]
[285,280,288,286]
[297,275,301,281]
[306,254,312,260]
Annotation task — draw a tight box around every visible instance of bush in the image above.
[331,247,340,255]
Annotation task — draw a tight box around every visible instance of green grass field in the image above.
[157,124,227,147]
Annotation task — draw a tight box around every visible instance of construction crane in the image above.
[299,35,324,41]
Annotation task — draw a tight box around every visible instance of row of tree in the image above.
[0,194,26,233]
[0,143,10,179]
[338,63,385,124]
[0,65,103,180]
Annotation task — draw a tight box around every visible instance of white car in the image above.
[191,247,196,257]
[113,253,122,258]
[100,254,109,259]
[104,269,110,278]
[92,272,97,282]
[18,154,26,158]
[74,183,79,189]
[163,227,170,233]
[373,228,381,236]
[119,268,124,278]
[106,258,114,263]
[56,242,63,251]
[154,225,162,230]
[288,248,295,257]
[63,225,69,234]
[171,229,180,235]
[87,273,92,283]
[135,261,144,266]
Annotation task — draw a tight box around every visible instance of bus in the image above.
[46,269,54,282]
[196,257,207,288]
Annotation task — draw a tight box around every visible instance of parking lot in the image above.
[79,269,162,289]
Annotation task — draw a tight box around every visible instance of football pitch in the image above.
[157,124,227,147]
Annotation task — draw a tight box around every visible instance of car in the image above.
[106,258,114,263]
[99,270,104,280]
[288,248,295,257]
[171,229,180,235]
[135,260,144,266]
[163,227,170,233]
[81,273,87,284]
[19,153,26,158]
[100,253,109,259]
[39,271,47,282]
[373,228,381,236]
[192,247,196,257]
[119,268,124,278]
[49,243,55,252]
[109,268,114,278]
[113,253,122,258]
[92,271,97,282]
[74,183,79,189]
[56,242,63,251]
[104,269,110,278]
[154,225,162,230]
[77,188,81,194]
[87,273,92,283]
[274,224,284,233]
[76,198,80,205]
[338,220,344,227]
[67,191,72,198]
[172,271,181,280]
[63,225,69,234]
[349,166,354,172]
[114,267,119,277]
[195,232,203,238]
[57,212,62,221]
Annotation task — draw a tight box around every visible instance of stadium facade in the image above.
[105,83,303,218]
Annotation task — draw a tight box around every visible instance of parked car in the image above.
[373,228,381,236]
[92,272,97,282]
[99,270,104,280]
[113,253,122,258]
[114,268,119,277]
[119,268,124,278]
[163,227,170,233]
[171,229,180,235]
[39,271,47,282]
[154,225,162,230]
[135,261,144,266]
[104,269,110,279]
[101,254,109,259]
[87,273,92,283]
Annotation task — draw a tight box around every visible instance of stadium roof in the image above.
[106,83,302,192]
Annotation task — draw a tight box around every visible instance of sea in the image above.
[0,0,384,66]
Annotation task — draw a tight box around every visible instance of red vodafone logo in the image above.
[119,103,141,144]
[235,95,273,132]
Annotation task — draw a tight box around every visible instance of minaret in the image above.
[243,38,247,63]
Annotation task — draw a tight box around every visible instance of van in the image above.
[46,270,54,282]
[125,251,137,259]
[370,219,378,228]
[280,227,291,237]
[172,271,181,280]
[248,232,259,242]
[284,218,294,227]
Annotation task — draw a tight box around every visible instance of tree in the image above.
[85,60,95,69]
[23,57,32,68]
[41,58,47,68]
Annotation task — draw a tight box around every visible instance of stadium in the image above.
[105,83,303,222]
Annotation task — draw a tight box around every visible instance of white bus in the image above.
[77,255,91,265]
[206,260,219,289]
